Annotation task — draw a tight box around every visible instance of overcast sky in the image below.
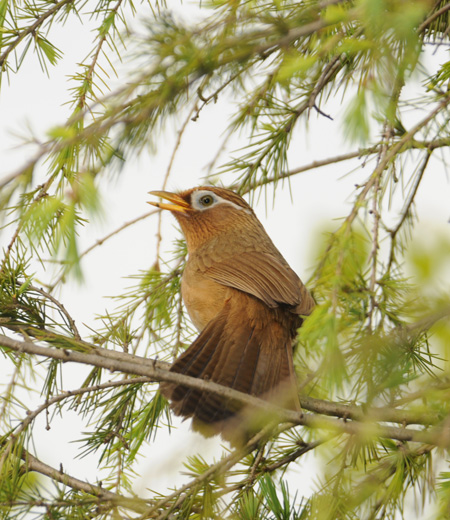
[1,0,450,503]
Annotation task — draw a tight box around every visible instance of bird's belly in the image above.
[181,271,229,332]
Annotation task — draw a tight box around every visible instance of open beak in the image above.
[148,191,191,213]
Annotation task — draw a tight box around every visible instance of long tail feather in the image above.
[160,296,301,441]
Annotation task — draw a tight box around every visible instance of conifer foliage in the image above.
[1,0,450,518]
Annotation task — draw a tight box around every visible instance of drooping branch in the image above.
[2,331,450,447]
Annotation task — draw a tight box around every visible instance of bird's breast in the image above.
[181,262,231,332]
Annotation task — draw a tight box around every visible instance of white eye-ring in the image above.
[191,190,252,214]
[191,191,218,210]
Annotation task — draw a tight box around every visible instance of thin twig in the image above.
[0,0,76,67]
[154,104,198,267]
[76,0,125,111]
[284,55,343,133]
[418,2,450,34]
[387,151,432,270]
[193,63,253,122]
[0,359,22,424]
[21,449,149,514]
[367,124,390,331]
[149,424,276,519]
[48,209,158,291]
[264,440,323,472]
[241,136,450,194]
[29,285,81,339]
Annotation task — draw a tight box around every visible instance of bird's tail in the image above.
[160,297,300,443]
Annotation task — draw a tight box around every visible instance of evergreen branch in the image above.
[235,54,348,189]
[347,443,435,513]
[0,172,58,271]
[74,0,125,110]
[21,448,150,514]
[418,2,450,34]
[17,376,155,437]
[315,95,450,280]
[242,136,450,193]
[2,333,450,447]
[284,55,343,134]
[148,425,276,519]
[206,427,320,504]
[0,0,75,68]
[28,285,81,339]
[347,92,450,228]
[3,318,443,428]
[1,0,449,515]
[387,150,432,270]
[48,209,158,290]
[0,3,342,194]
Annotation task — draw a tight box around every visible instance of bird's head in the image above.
[149,186,259,251]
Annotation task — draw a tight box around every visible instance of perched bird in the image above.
[149,186,314,443]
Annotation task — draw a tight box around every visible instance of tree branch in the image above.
[48,209,158,291]
[242,136,450,194]
[0,0,76,68]
[21,449,150,514]
[387,150,432,270]
[418,2,450,34]
[149,424,277,518]
[2,332,450,448]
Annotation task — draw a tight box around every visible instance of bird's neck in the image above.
[178,217,271,257]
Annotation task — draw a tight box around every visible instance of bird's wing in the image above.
[204,251,314,313]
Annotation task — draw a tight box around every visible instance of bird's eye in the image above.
[199,195,214,206]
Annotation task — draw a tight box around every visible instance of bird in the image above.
[149,186,315,443]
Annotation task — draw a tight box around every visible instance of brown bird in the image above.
[149,186,314,443]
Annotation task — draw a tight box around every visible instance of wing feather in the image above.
[204,251,306,309]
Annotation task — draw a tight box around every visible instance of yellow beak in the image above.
[148,191,191,213]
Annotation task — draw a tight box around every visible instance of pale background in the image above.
[0,0,449,508]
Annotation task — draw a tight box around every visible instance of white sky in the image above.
[0,1,449,513]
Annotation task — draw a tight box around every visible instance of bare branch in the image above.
[264,439,323,472]
[387,151,432,270]
[367,123,391,331]
[154,104,198,268]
